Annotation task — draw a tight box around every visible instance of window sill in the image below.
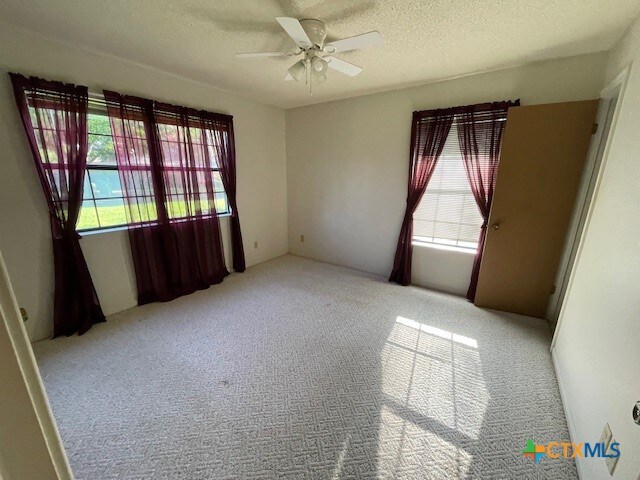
[78,213,232,237]
[79,225,128,237]
[412,239,477,254]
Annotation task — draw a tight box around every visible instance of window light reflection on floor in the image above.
[395,316,478,348]
[377,314,489,476]
[331,434,351,480]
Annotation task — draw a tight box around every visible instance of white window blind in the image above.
[413,124,483,250]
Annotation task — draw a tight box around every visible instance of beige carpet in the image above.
[33,255,576,479]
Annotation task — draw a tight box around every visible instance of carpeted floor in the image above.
[33,255,576,479]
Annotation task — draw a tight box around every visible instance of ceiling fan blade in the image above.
[324,31,383,53]
[276,17,313,49]
[284,73,294,81]
[236,52,288,58]
[325,56,363,76]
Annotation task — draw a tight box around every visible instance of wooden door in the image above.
[474,100,598,318]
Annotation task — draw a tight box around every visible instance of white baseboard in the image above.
[551,348,585,479]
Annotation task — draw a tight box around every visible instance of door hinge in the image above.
[591,123,598,135]
[550,284,556,295]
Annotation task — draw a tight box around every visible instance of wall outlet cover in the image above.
[599,423,613,451]
[605,439,619,475]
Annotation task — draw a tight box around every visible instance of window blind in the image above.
[413,123,483,249]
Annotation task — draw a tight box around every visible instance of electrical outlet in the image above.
[300,234,304,243]
[605,438,619,475]
[253,241,258,249]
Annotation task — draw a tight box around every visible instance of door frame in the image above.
[0,248,73,479]
[547,77,624,324]
[551,65,631,350]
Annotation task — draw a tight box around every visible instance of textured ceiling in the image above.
[1,0,639,108]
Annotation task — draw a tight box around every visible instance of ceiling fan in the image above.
[236,17,383,95]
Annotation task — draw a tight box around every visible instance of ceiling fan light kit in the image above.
[288,60,307,82]
[311,56,327,74]
[236,17,383,95]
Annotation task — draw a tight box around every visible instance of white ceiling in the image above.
[1,0,639,109]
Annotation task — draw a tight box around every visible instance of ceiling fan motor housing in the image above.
[299,19,327,48]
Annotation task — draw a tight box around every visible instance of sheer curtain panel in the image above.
[10,73,105,336]
[389,108,455,285]
[457,100,519,301]
[104,91,232,304]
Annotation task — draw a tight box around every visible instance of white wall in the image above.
[552,17,640,480]
[286,53,607,293]
[412,244,475,296]
[0,24,289,342]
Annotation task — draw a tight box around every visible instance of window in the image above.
[77,100,230,232]
[413,124,483,250]
[155,120,230,221]
[78,111,127,230]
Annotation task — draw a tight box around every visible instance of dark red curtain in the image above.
[457,100,519,301]
[104,91,228,305]
[389,109,456,285]
[200,113,245,272]
[10,73,105,336]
